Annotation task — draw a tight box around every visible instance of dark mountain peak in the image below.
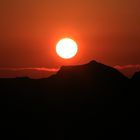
[88,60,98,65]
[54,60,128,83]
[58,60,104,74]
[59,60,98,71]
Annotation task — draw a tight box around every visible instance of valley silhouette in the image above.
[1,60,140,139]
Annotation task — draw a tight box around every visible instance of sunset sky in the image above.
[0,0,140,78]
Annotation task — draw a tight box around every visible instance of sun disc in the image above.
[56,38,78,59]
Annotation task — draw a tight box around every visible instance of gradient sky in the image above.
[0,0,140,73]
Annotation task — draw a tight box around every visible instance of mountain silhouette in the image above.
[0,60,139,139]
[131,71,140,115]
[132,71,140,81]
[53,60,127,82]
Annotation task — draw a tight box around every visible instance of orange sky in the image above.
[0,0,140,71]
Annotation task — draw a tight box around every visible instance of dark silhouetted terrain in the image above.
[0,61,140,139]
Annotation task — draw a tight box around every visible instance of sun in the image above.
[56,38,78,59]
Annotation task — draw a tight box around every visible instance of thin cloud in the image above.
[114,64,140,70]
[0,67,59,72]
[0,67,59,79]
[114,64,140,78]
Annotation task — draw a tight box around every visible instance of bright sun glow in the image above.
[56,38,78,59]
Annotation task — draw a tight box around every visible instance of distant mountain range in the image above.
[0,67,57,79]
[0,60,140,138]
[0,62,140,79]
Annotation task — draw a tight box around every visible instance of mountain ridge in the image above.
[0,60,139,138]
[50,60,128,80]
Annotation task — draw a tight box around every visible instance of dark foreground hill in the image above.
[0,61,140,139]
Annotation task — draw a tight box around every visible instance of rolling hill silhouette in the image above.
[0,60,139,138]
